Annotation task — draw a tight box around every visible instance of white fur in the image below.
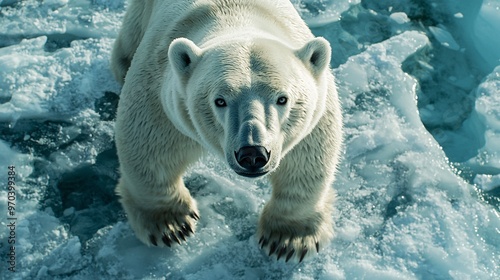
[112,0,343,262]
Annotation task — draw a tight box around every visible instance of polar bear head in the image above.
[164,36,332,177]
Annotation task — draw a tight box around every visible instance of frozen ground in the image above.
[1,0,499,279]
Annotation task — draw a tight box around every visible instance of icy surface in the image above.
[291,0,361,27]
[1,0,499,279]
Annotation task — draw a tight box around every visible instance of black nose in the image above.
[235,146,269,170]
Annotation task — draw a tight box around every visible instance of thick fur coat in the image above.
[111,0,342,262]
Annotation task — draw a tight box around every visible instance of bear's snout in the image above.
[234,146,270,177]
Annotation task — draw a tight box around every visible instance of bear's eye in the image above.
[214,98,227,107]
[276,96,288,105]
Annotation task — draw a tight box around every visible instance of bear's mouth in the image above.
[235,170,269,178]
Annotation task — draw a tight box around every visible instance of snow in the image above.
[1,0,499,279]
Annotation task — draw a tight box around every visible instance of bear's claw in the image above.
[170,231,181,245]
[183,224,194,235]
[162,233,172,247]
[190,212,200,221]
[268,241,278,256]
[258,236,269,249]
[149,217,196,247]
[285,248,295,262]
[140,208,199,248]
[258,234,316,263]
[299,248,308,262]
[277,245,287,260]
[150,235,158,246]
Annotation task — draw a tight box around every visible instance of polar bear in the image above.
[111,0,342,262]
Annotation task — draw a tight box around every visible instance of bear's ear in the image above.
[168,38,202,77]
[296,37,331,77]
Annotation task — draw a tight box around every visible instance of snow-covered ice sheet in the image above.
[0,0,499,279]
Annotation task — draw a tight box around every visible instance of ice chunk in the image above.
[389,12,410,25]
[475,174,500,191]
[0,140,33,178]
[465,66,500,174]
[43,237,88,276]
[445,0,500,71]
[473,0,500,69]
[63,207,75,216]
[428,25,461,51]
[291,0,361,27]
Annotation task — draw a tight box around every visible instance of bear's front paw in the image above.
[121,195,200,248]
[257,212,333,262]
